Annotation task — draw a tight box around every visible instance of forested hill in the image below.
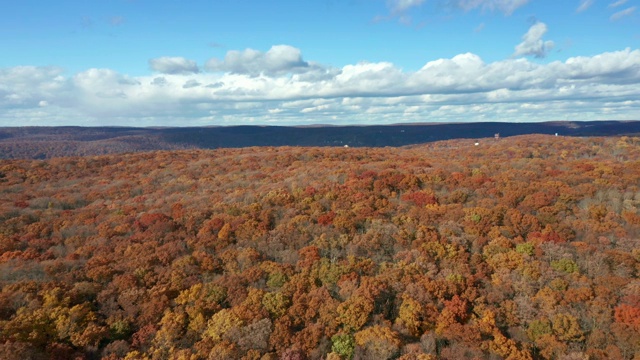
[1,120,640,159]
[0,135,639,359]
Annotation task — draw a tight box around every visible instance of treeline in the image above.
[0,135,639,359]
[2,120,640,159]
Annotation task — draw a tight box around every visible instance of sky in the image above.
[1,0,639,127]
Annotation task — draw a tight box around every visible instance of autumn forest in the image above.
[0,135,639,359]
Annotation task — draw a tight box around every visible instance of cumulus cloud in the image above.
[610,6,636,20]
[0,66,71,108]
[205,45,312,76]
[513,22,555,58]
[2,46,640,126]
[577,0,595,12]
[72,68,138,104]
[182,79,201,89]
[73,68,137,89]
[149,56,199,74]
[205,82,224,88]
[151,77,167,86]
[561,48,640,83]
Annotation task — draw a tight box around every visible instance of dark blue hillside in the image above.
[160,121,640,148]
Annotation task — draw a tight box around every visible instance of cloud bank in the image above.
[2,46,640,126]
[205,45,311,76]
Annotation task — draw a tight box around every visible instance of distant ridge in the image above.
[1,120,639,159]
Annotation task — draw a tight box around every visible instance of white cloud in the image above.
[513,22,555,58]
[205,45,312,76]
[2,47,640,126]
[610,6,637,20]
[149,57,199,74]
[609,0,628,8]
[301,104,331,113]
[389,0,426,13]
[562,48,640,82]
[577,0,595,12]
[451,0,530,15]
[0,66,71,108]
[384,0,527,22]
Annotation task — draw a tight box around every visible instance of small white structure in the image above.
[474,142,480,146]
[344,145,349,148]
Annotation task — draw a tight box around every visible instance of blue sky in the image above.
[1,0,639,126]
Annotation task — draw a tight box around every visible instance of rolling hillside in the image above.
[1,120,639,159]
[0,135,639,359]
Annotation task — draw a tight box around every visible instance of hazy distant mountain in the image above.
[1,120,639,159]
